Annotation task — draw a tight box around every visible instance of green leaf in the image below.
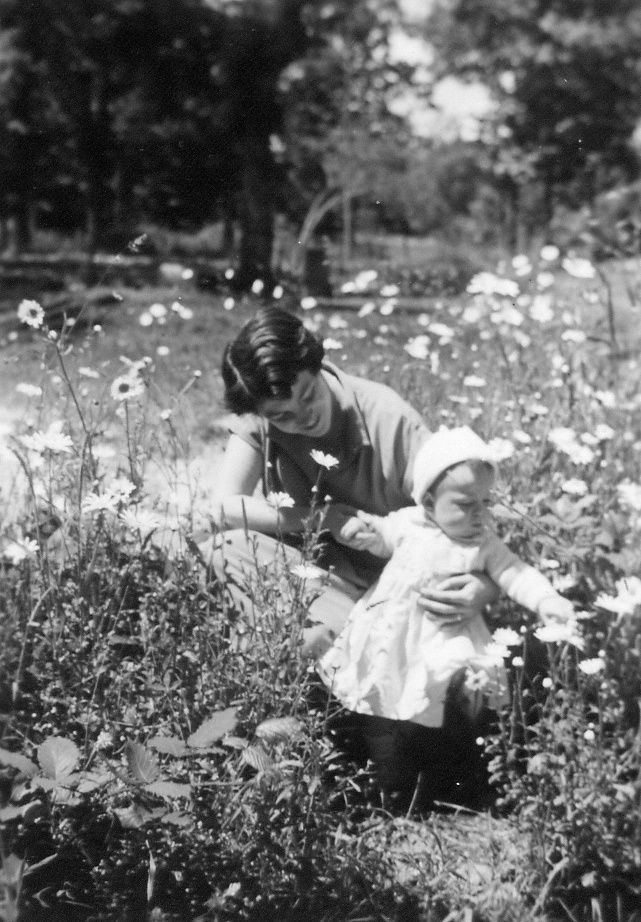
[0,747,38,778]
[75,770,112,794]
[125,741,160,783]
[241,745,274,772]
[148,736,189,757]
[255,717,303,743]
[161,811,192,827]
[114,805,164,829]
[37,737,80,780]
[221,736,248,750]
[146,781,192,800]
[187,708,237,748]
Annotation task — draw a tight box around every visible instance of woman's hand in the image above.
[417,572,499,625]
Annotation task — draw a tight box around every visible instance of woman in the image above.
[204,305,496,654]
[203,306,498,806]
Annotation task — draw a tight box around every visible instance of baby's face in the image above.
[428,462,494,542]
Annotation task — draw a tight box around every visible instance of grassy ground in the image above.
[1,259,641,921]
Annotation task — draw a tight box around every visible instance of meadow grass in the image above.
[0,253,640,922]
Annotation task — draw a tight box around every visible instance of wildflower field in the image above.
[1,246,641,922]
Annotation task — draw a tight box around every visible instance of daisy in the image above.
[120,508,163,538]
[3,537,39,565]
[536,271,555,289]
[404,336,430,359]
[540,244,560,261]
[291,563,325,580]
[171,301,193,320]
[534,621,584,649]
[594,424,615,441]
[595,576,641,617]
[562,257,595,279]
[22,420,73,454]
[529,294,554,323]
[110,374,145,402]
[107,477,137,501]
[492,627,522,647]
[266,491,296,509]
[561,478,588,496]
[17,299,45,329]
[16,383,42,398]
[488,437,515,461]
[428,322,454,340]
[578,658,605,676]
[310,450,339,469]
[82,493,119,515]
[464,669,490,692]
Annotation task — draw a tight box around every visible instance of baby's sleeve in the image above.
[482,535,563,613]
[376,506,424,553]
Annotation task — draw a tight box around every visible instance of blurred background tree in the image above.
[2,0,641,284]
[427,0,641,249]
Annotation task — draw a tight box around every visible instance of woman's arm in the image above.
[209,434,307,534]
[417,573,499,624]
[211,434,357,537]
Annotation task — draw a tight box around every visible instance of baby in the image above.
[318,426,574,727]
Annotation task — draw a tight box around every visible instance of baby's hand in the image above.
[539,595,575,623]
[337,514,365,544]
[337,512,389,556]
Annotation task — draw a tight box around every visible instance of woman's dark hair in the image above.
[222,306,325,414]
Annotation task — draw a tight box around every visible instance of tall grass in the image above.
[1,246,640,921]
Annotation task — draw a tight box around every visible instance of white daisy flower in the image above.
[562,256,595,279]
[291,563,325,580]
[16,383,42,398]
[3,537,39,565]
[578,658,605,676]
[492,627,522,647]
[120,508,163,538]
[534,620,584,649]
[540,244,560,261]
[310,450,339,469]
[17,299,45,329]
[266,491,296,509]
[110,374,145,402]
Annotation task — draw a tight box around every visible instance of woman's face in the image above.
[258,370,334,436]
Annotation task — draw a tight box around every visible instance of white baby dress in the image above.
[318,506,553,727]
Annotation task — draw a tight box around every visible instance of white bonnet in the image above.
[411,426,498,504]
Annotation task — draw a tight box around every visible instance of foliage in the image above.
[427,0,641,242]
[1,244,641,919]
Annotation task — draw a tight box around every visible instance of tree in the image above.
[278,0,421,267]
[427,0,641,242]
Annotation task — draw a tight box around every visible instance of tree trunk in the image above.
[12,196,34,252]
[341,188,352,268]
[233,148,276,291]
